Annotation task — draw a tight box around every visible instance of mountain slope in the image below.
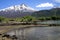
[0,4,35,18]
[0,4,60,18]
[32,8,60,17]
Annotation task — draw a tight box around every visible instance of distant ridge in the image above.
[32,8,60,17]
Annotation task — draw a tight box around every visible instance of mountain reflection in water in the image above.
[6,27,60,40]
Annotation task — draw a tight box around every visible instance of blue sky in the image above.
[0,0,60,10]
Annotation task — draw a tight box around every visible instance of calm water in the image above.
[37,20,60,24]
[6,27,60,40]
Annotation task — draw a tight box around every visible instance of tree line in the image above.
[0,16,60,23]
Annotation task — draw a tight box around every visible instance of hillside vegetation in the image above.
[32,8,60,17]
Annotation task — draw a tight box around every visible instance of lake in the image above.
[37,20,60,24]
[6,26,60,40]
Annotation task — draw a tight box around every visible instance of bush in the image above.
[51,16,57,20]
[0,17,5,22]
[46,17,51,20]
[38,17,46,21]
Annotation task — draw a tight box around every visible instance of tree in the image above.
[51,16,57,20]
[20,16,36,22]
[46,17,51,20]
[38,17,46,21]
[0,17,5,22]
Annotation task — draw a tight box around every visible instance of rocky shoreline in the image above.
[0,22,60,26]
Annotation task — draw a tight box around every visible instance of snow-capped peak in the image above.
[21,4,35,11]
[0,4,36,12]
[20,4,27,8]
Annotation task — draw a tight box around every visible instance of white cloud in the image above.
[36,2,54,8]
[55,0,60,3]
